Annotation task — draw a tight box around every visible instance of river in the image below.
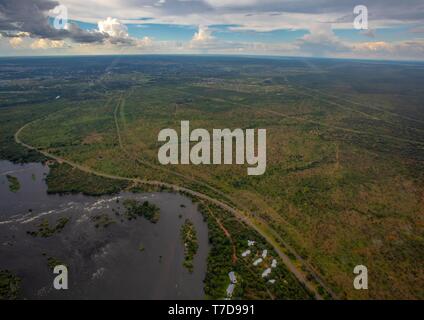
[0,160,209,300]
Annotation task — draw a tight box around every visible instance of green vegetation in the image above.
[0,270,21,300]
[197,202,313,300]
[27,217,70,238]
[46,257,65,270]
[6,175,20,192]
[0,126,46,164]
[123,199,160,223]
[46,163,129,196]
[91,214,116,229]
[180,219,199,273]
[2,56,423,299]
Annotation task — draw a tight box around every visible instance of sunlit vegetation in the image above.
[123,199,160,223]
[46,257,65,270]
[6,175,20,192]
[180,219,199,273]
[26,217,70,238]
[197,201,313,300]
[1,56,423,299]
[46,163,129,196]
[0,270,21,300]
[91,213,116,229]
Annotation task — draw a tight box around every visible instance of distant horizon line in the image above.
[0,53,423,64]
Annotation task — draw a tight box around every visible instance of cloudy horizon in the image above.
[0,0,423,60]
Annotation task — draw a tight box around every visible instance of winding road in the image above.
[15,114,338,300]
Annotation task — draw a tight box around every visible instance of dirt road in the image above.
[15,119,336,300]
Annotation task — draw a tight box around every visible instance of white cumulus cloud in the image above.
[9,37,24,48]
[192,25,213,42]
[30,39,66,49]
[98,17,129,38]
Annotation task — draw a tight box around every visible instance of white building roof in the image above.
[253,258,263,266]
[226,284,235,297]
[248,240,255,247]
[271,259,277,268]
[262,268,272,278]
[261,249,268,259]
[242,250,251,257]
[228,271,237,284]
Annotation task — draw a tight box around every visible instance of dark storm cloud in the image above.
[0,0,107,43]
[65,22,108,43]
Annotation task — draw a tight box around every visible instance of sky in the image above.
[0,0,423,60]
